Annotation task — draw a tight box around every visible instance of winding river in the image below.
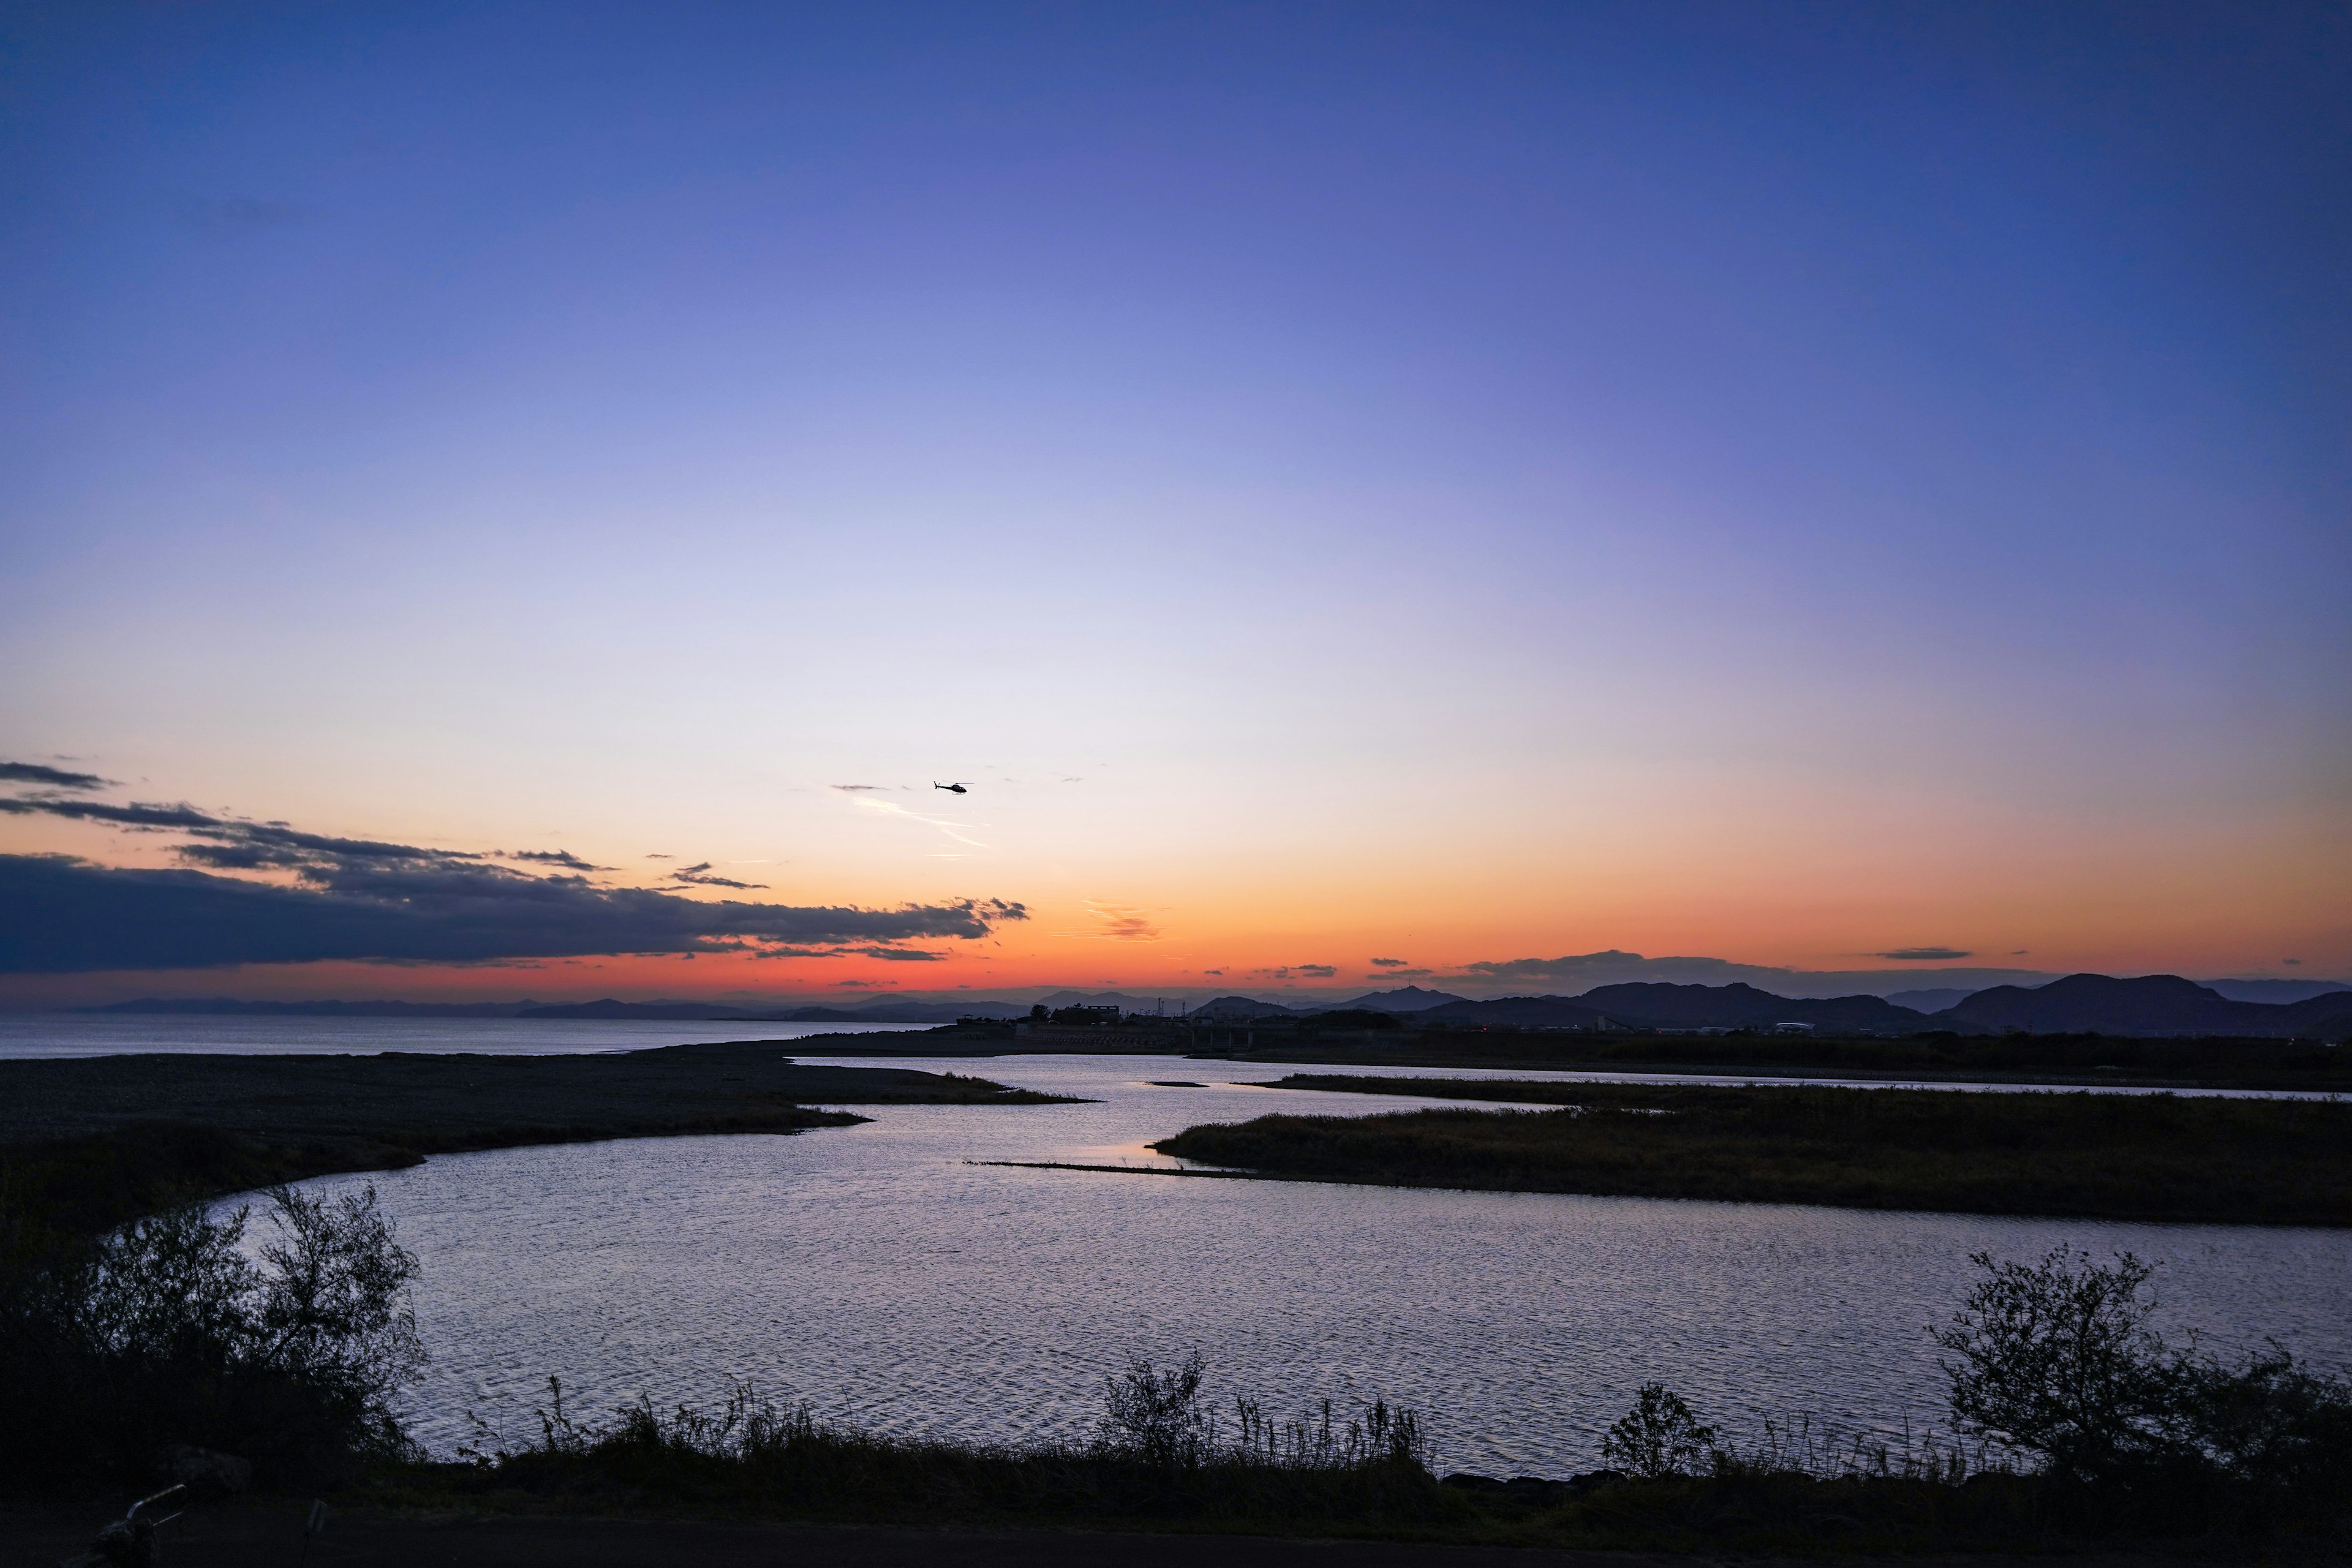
[239,1049,2352,1474]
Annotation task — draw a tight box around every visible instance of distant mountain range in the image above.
[2199,978,2352,1005]
[97,998,541,1017]
[88,973,2352,1038]
[1883,987,1977,1014]
[1936,974,2352,1037]
[1193,974,2352,1038]
[515,998,1035,1023]
[94,996,1031,1025]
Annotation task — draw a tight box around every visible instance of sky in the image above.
[2,1,2346,1007]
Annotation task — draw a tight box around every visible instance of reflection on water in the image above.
[264,1054,2352,1475]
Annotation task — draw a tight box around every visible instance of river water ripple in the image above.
[249,1052,2352,1474]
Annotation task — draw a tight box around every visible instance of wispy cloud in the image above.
[1369,957,1409,968]
[843,793,990,851]
[1449,949,1794,988]
[1872,946,1972,962]
[1055,900,1161,941]
[500,848,608,872]
[669,861,769,890]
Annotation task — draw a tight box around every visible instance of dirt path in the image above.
[0,1501,2177,1568]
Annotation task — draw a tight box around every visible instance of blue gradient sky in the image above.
[2,2,2345,1000]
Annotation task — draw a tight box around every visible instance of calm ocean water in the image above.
[215,1050,2352,1477]
[0,1012,931,1058]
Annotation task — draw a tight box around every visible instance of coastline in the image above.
[0,1039,1074,1233]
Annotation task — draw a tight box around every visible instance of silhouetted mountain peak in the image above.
[1939,973,2349,1037]
[1326,986,1467,1012]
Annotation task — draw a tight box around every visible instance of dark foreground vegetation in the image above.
[1155,1079,2352,1225]
[254,1257,2352,1555]
[7,1163,2350,1558]
[0,1183,426,1494]
[0,1042,1068,1233]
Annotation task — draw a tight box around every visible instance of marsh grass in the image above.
[1163,1080,2352,1224]
[394,1365,2343,1553]
[421,1363,1453,1534]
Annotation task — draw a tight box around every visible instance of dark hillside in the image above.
[1321,986,1467,1012]
[1941,973,2352,1038]
[1575,982,1931,1033]
[1415,995,1607,1028]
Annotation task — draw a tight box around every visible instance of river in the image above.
[213,1047,2352,1476]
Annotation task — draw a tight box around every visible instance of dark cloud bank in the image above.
[0,789,1024,975]
[1452,949,2052,999]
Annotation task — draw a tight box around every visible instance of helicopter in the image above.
[933,781,970,794]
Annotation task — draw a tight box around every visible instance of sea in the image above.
[8,1015,2349,1476]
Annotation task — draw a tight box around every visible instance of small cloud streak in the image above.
[670,861,769,890]
[1873,946,1972,962]
[845,793,990,851]
[1,761,112,790]
[1369,957,1409,967]
[1055,901,1161,941]
[502,849,608,872]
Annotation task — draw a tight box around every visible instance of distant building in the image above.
[1772,1021,1814,1033]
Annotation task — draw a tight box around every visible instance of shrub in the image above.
[1934,1247,2168,1481]
[1934,1246,2352,1529]
[1600,1382,1721,1478]
[1098,1352,1209,1466]
[0,1184,423,1489]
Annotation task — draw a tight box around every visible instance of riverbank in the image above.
[790,1022,2352,1093]
[0,1040,1072,1232]
[1150,1079,2352,1226]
